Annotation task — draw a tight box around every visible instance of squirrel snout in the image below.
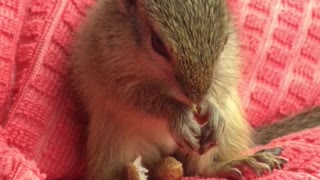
[184,89,207,105]
[174,72,211,105]
[176,82,209,105]
[191,93,205,104]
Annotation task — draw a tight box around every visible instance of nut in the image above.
[152,156,183,180]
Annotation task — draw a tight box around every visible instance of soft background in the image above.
[0,0,319,179]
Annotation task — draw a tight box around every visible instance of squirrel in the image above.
[69,0,320,179]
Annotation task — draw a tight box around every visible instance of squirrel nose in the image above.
[189,91,206,104]
[174,74,209,104]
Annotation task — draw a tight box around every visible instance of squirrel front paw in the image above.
[170,109,201,152]
[195,101,225,155]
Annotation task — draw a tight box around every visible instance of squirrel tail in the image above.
[253,106,320,145]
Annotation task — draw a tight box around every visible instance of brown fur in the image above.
[254,107,320,145]
[69,0,319,179]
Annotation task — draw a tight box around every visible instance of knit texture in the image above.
[0,0,319,179]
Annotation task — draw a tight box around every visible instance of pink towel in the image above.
[0,0,319,179]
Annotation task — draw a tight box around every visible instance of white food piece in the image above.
[132,155,149,180]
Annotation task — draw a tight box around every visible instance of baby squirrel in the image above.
[70,0,320,179]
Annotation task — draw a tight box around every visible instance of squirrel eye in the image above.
[151,33,170,60]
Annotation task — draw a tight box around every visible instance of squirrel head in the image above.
[141,0,231,103]
[94,0,233,105]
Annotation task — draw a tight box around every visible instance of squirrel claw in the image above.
[172,111,201,152]
[197,102,225,154]
[256,147,283,156]
[227,168,245,180]
[213,147,287,179]
[253,147,288,171]
[199,124,216,154]
[215,167,245,180]
[247,148,287,176]
[176,137,199,152]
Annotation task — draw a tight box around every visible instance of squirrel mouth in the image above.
[192,103,210,125]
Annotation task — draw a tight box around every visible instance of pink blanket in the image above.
[0,0,319,179]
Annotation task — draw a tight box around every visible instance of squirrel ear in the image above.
[114,0,136,15]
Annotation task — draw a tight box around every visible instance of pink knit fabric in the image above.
[0,0,319,179]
